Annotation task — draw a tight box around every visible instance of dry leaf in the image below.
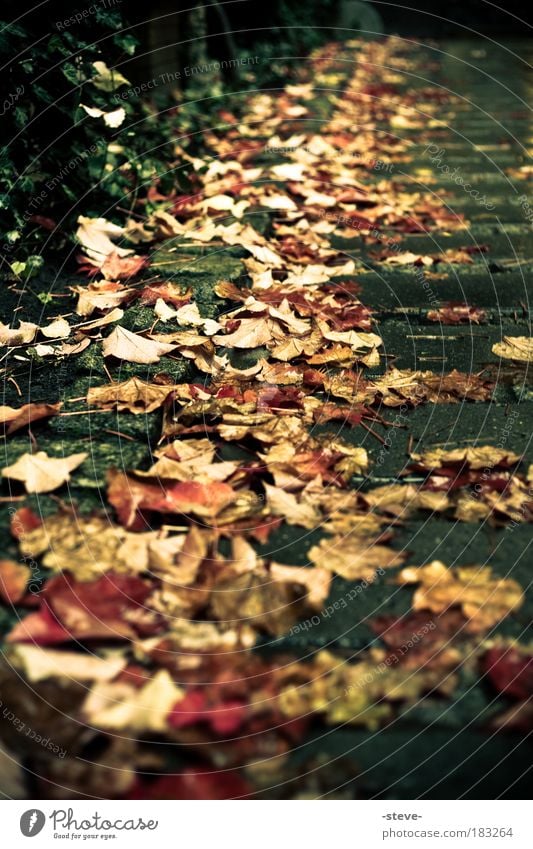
[308,535,405,580]
[10,645,126,683]
[0,321,38,345]
[87,377,178,414]
[102,326,176,363]
[492,336,533,362]
[410,446,522,471]
[398,560,524,632]
[40,318,71,339]
[76,216,133,264]
[2,451,88,493]
[0,402,61,435]
[82,670,184,733]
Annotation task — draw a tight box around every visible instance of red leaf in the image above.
[168,690,247,736]
[8,573,155,644]
[7,606,71,645]
[127,769,252,800]
[10,507,42,539]
[483,647,533,700]
[100,252,148,282]
[107,471,237,529]
[0,560,29,604]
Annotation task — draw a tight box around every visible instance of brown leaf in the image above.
[410,446,522,471]
[0,402,61,435]
[308,535,405,580]
[397,560,524,632]
[107,470,238,528]
[87,377,178,414]
[427,303,487,325]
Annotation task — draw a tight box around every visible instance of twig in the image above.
[360,420,387,445]
[7,376,22,396]
[104,429,137,442]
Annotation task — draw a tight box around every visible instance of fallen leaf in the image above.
[0,402,61,435]
[107,470,238,528]
[76,216,133,264]
[99,252,148,281]
[492,336,533,362]
[87,377,177,414]
[2,451,88,493]
[397,560,524,632]
[8,572,155,644]
[482,645,533,700]
[410,446,522,471]
[82,670,184,732]
[427,303,487,324]
[9,644,126,683]
[102,326,176,363]
[40,318,71,339]
[0,321,38,345]
[308,535,405,580]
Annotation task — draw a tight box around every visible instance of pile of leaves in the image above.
[0,34,530,799]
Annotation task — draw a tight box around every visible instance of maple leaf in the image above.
[168,690,248,736]
[102,326,177,363]
[263,483,321,529]
[363,483,450,517]
[72,281,136,316]
[208,537,330,636]
[7,572,156,645]
[0,402,61,435]
[99,251,148,281]
[397,561,524,632]
[15,511,166,580]
[2,451,88,493]
[369,610,466,670]
[87,377,178,414]
[139,281,191,307]
[10,507,42,538]
[492,336,533,362]
[140,451,238,485]
[308,535,405,581]
[107,470,238,528]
